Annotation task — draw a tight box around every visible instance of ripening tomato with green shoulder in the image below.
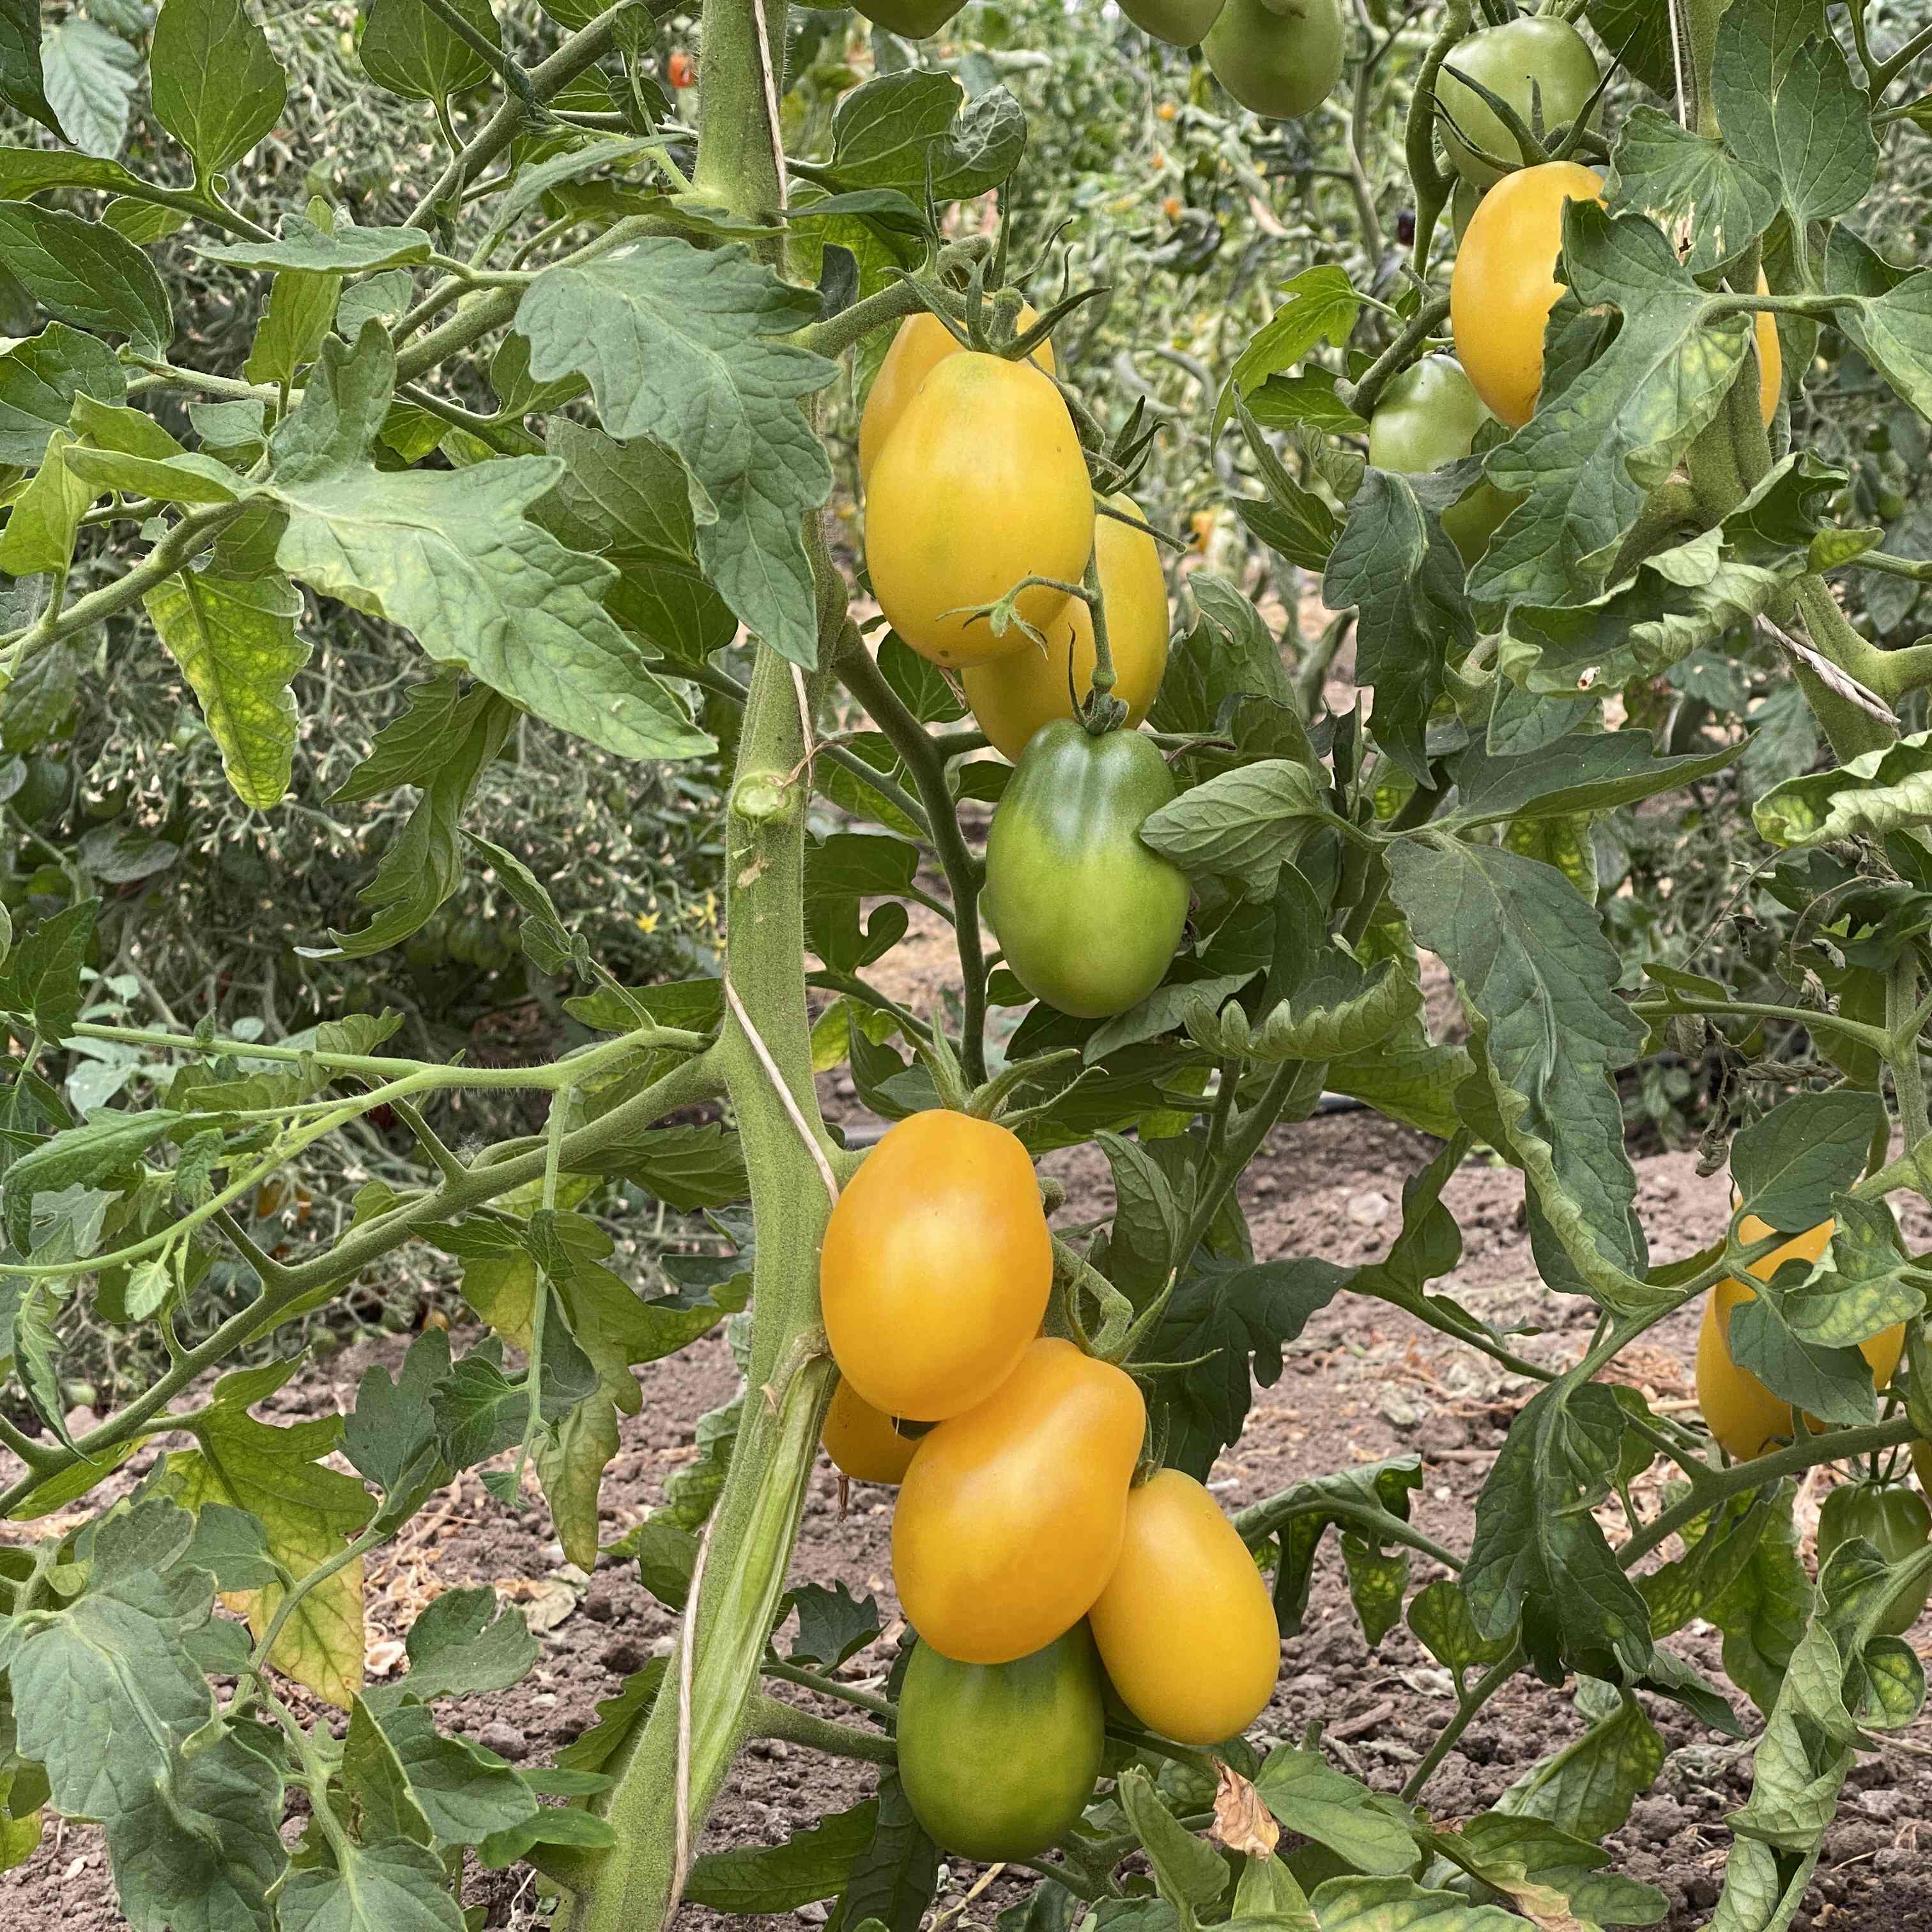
[1203,0,1346,120]
[897,1626,1107,1860]
[1695,1216,1907,1462]
[1438,18,1602,188]
[818,1110,1052,1423]
[1367,355,1524,566]
[859,310,1055,489]
[982,721,1191,1018]
[893,1337,1146,1664]
[1119,0,1225,45]
[865,353,1093,668]
[1816,1480,1932,1637]
[1088,1469,1280,1744]
[851,0,964,34]
[960,494,1170,762]
[821,1380,918,1486]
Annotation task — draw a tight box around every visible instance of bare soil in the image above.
[4,1105,1929,1931]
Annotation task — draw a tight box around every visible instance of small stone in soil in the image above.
[478,1721,528,1761]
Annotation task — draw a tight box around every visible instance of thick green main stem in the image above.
[563,0,843,1922]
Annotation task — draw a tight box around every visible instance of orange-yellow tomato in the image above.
[1451,160,1606,429]
[1696,1217,1906,1462]
[822,1379,919,1485]
[960,493,1170,762]
[894,1338,1146,1664]
[1087,1469,1279,1744]
[1453,165,1782,433]
[865,353,1093,668]
[1752,277,1782,425]
[819,1110,1051,1423]
[858,310,1055,488]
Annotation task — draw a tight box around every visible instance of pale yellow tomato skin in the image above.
[822,1379,919,1486]
[865,353,1094,668]
[1696,1217,1906,1461]
[1754,285,1782,427]
[893,1338,1146,1664]
[1451,160,1605,430]
[1087,1469,1280,1745]
[819,1110,1052,1423]
[859,309,1055,489]
[960,494,1170,762]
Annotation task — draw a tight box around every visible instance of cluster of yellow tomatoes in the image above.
[859,312,1198,1024]
[817,1109,1282,1860]
[1696,1214,1932,1637]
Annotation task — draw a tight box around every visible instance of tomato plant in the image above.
[2,0,1932,1928]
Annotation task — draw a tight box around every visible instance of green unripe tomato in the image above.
[1438,18,1600,189]
[1118,0,1225,43]
[1367,356,1522,565]
[1203,0,1346,119]
[982,721,1192,1020]
[897,1627,1106,1862]
[1816,1481,1932,1638]
[1451,172,1482,244]
[852,0,965,34]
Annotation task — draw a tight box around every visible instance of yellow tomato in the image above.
[822,1379,919,1485]
[1087,1469,1279,1744]
[1753,279,1782,425]
[819,1110,1052,1423]
[858,310,1055,489]
[1696,1217,1906,1461]
[865,353,1094,668]
[960,494,1170,762]
[893,1338,1146,1664]
[1451,160,1605,429]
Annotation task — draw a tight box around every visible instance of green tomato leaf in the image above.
[358,0,497,103]
[0,322,126,467]
[1386,838,1653,1311]
[1252,1751,1418,1878]
[1754,724,1932,846]
[687,1799,882,1912]
[144,564,310,809]
[0,429,96,578]
[277,1836,466,1932]
[1213,265,1361,440]
[823,70,1025,200]
[516,237,836,668]
[150,0,287,180]
[1465,1382,1653,1683]
[1324,467,1470,785]
[1608,105,1781,274]
[1119,1765,1228,1911]
[1138,759,1329,896]
[1497,1678,1664,1843]
[203,217,434,275]
[0,0,66,141]
[1728,1088,1883,1232]
[41,17,139,160]
[0,201,172,352]
[1712,0,1876,233]
[1448,730,1738,827]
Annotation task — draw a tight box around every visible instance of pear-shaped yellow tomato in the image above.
[1451,160,1605,429]
[822,1380,918,1486]
[865,353,1093,668]
[1752,279,1782,425]
[1119,0,1225,45]
[819,1110,1052,1423]
[894,1338,1146,1664]
[1695,1216,1906,1462]
[1203,0,1345,119]
[1088,1470,1280,1744]
[859,310,1055,489]
[960,494,1170,762]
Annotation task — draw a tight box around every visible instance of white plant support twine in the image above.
[1667,0,1690,130]
[1757,618,1897,730]
[670,1507,718,1910]
[724,975,841,1206]
[749,0,789,204]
